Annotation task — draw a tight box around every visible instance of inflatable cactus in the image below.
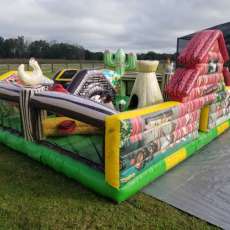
[104,48,137,76]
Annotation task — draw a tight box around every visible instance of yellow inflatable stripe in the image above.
[217,121,229,135]
[112,101,179,121]
[105,115,121,189]
[0,71,17,80]
[42,116,99,136]
[55,70,65,81]
[226,86,230,91]
[165,148,187,170]
[199,105,210,132]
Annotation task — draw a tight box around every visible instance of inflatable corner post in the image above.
[104,48,137,76]
[0,30,230,202]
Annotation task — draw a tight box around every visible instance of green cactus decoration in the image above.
[104,48,137,76]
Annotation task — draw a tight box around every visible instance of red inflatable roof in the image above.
[178,30,229,66]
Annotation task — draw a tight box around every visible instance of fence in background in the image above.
[0,59,104,75]
[0,59,171,100]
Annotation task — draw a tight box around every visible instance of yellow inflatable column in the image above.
[105,115,121,188]
[199,105,210,132]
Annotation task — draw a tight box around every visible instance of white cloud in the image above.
[0,0,229,53]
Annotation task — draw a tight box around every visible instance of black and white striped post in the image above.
[19,86,47,141]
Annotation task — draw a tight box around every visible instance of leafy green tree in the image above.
[0,36,176,61]
[28,40,50,58]
[0,37,4,58]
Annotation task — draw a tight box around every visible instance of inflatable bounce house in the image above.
[0,30,229,202]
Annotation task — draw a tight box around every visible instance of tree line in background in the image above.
[0,36,176,61]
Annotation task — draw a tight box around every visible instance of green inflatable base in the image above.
[0,120,229,203]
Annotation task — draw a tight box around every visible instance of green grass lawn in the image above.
[0,60,164,76]
[0,144,219,230]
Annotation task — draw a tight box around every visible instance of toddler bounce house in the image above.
[0,30,230,202]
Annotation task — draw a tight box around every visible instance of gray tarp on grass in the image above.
[143,130,230,229]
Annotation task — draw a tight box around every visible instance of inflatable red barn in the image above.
[166,30,229,102]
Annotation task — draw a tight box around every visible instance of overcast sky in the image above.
[0,0,229,53]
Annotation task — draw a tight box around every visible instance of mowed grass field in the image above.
[0,145,218,230]
[0,63,103,76]
[0,61,218,229]
[0,58,166,76]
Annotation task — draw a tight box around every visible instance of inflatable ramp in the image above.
[143,129,230,229]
